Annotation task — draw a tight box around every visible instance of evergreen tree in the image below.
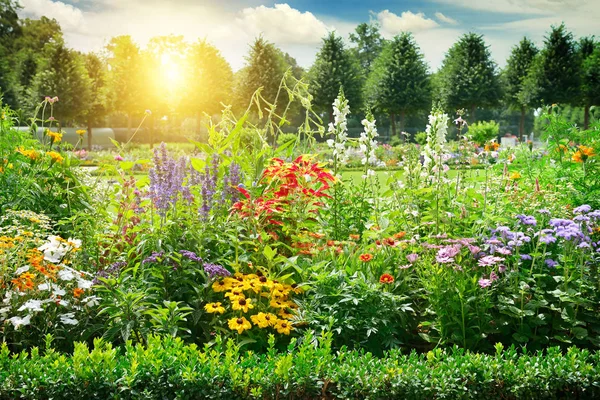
[309,32,362,122]
[366,33,430,137]
[0,0,22,108]
[235,36,288,112]
[580,39,600,129]
[529,24,581,106]
[503,37,538,137]
[438,33,501,121]
[349,22,385,74]
[83,53,109,149]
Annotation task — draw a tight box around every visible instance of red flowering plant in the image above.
[232,155,335,256]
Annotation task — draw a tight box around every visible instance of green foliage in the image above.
[437,33,501,120]
[467,120,500,144]
[348,22,384,73]
[309,32,363,118]
[1,334,600,399]
[105,35,143,117]
[581,40,600,128]
[529,23,581,106]
[366,33,430,136]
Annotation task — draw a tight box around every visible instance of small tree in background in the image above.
[437,33,501,122]
[349,22,385,74]
[503,37,538,137]
[83,53,109,149]
[579,37,600,129]
[366,32,430,137]
[309,32,362,122]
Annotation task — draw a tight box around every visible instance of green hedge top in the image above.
[1,333,599,400]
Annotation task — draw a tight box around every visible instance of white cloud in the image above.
[376,10,439,36]
[235,4,330,45]
[431,0,586,15]
[19,0,86,33]
[434,12,458,25]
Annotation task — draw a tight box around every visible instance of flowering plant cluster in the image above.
[205,272,302,337]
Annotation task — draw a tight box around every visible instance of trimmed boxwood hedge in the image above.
[1,333,599,399]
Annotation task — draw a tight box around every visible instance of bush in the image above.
[0,334,599,399]
[467,120,500,145]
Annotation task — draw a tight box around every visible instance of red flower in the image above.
[379,274,394,284]
[359,253,373,262]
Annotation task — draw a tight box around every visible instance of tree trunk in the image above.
[584,103,590,130]
[470,105,476,123]
[399,110,406,142]
[87,119,93,151]
[127,113,132,142]
[519,107,526,139]
[390,112,397,138]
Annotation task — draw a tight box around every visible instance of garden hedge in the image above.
[1,334,599,399]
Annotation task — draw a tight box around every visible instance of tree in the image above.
[349,22,385,74]
[184,39,233,124]
[529,24,581,107]
[83,53,109,149]
[105,35,143,136]
[365,33,430,137]
[503,37,538,137]
[0,0,22,108]
[28,38,92,125]
[309,32,362,122]
[437,33,501,121]
[580,40,600,129]
[234,36,288,112]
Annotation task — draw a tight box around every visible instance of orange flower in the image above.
[349,234,360,241]
[393,232,406,240]
[359,253,373,262]
[573,146,595,163]
[379,273,394,284]
[73,288,84,298]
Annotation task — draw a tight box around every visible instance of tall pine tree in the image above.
[580,38,600,129]
[503,37,538,137]
[438,33,501,121]
[309,32,362,121]
[529,24,580,106]
[366,33,430,137]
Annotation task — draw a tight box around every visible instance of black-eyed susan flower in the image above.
[274,319,292,335]
[231,297,254,313]
[228,317,251,334]
[250,312,277,328]
[204,302,226,314]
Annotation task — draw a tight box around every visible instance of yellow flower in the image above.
[76,129,86,136]
[228,317,252,334]
[212,280,232,292]
[250,312,278,328]
[269,299,287,309]
[47,130,62,143]
[204,302,226,314]
[17,147,39,160]
[274,319,293,335]
[572,146,595,163]
[224,290,245,301]
[47,151,64,163]
[509,171,521,180]
[278,308,294,319]
[231,297,254,313]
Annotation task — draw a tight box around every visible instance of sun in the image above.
[160,52,181,85]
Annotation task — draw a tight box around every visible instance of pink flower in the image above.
[114,155,124,161]
[478,278,492,288]
[406,253,419,264]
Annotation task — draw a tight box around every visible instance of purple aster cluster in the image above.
[93,261,125,284]
[148,143,193,217]
[200,154,220,218]
[179,250,203,263]
[142,251,164,264]
[222,162,242,203]
[549,219,587,242]
[203,263,231,278]
[516,214,537,226]
[436,244,462,263]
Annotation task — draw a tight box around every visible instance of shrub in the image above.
[468,120,500,145]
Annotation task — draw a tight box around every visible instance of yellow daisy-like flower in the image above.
[269,299,287,309]
[212,280,232,292]
[278,308,294,319]
[204,302,226,314]
[47,130,62,143]
[224,290,245,301]
[256,275,274,289]
[231,297,254,313]
[17,147,39,160]
[228,317,252,334]
[509,171,521,180]
[47,151,64,163]
[76,129,86,136]
[274,319,293,335]
[250,312,278,328]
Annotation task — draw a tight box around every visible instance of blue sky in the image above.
[17,0,600,71]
